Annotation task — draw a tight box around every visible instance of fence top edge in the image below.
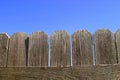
[115,29,120,35]
[94,29,113,37]
[94,29,112,33]
[72,30,92,36]
[30,31,48,36]
[10,32,28,38]
[2,29,120,37]
[0,32,10,38]
[50,30,70,38]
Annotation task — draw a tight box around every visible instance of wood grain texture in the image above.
[50,31,71,67]
[7,33,28,67]
[94,29,117,64]
[28,32,48,67]
[0,64,119,80]
[0,33,9,67]
[115,29,120,63]
[72,30,93,66]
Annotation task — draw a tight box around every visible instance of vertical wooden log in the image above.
[50,31,71,67]
[115,29,120,63]
[7,33,28,67]
[94,29,117,64]
[28,32,48,67]
[72,30,93,66]
[0,33,9,67]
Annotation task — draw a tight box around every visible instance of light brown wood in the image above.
[72,30,93,66]
[115,29,120,63]
[0,30,120,79]
[0,64,119,80]
[94,29,117,64]
[0,33,9,67]
[7,33,28,67]
[28,32,48,67]
[50,31,71,67]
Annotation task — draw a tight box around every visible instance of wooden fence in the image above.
[0,29,120,80]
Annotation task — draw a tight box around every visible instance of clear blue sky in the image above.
[0,0,120,36]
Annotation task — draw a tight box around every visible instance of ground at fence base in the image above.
[0,64,120,80]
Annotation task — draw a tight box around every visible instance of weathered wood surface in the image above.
[7,33,28,67]
[116,29,120,63]
[72,30,93,65]
[0,64,120,80]
[28,32,48,67]
[0,33,9,67]
[94,29,117,64]
[50,31,71,67]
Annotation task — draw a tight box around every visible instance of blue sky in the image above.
[0,0,120,36]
